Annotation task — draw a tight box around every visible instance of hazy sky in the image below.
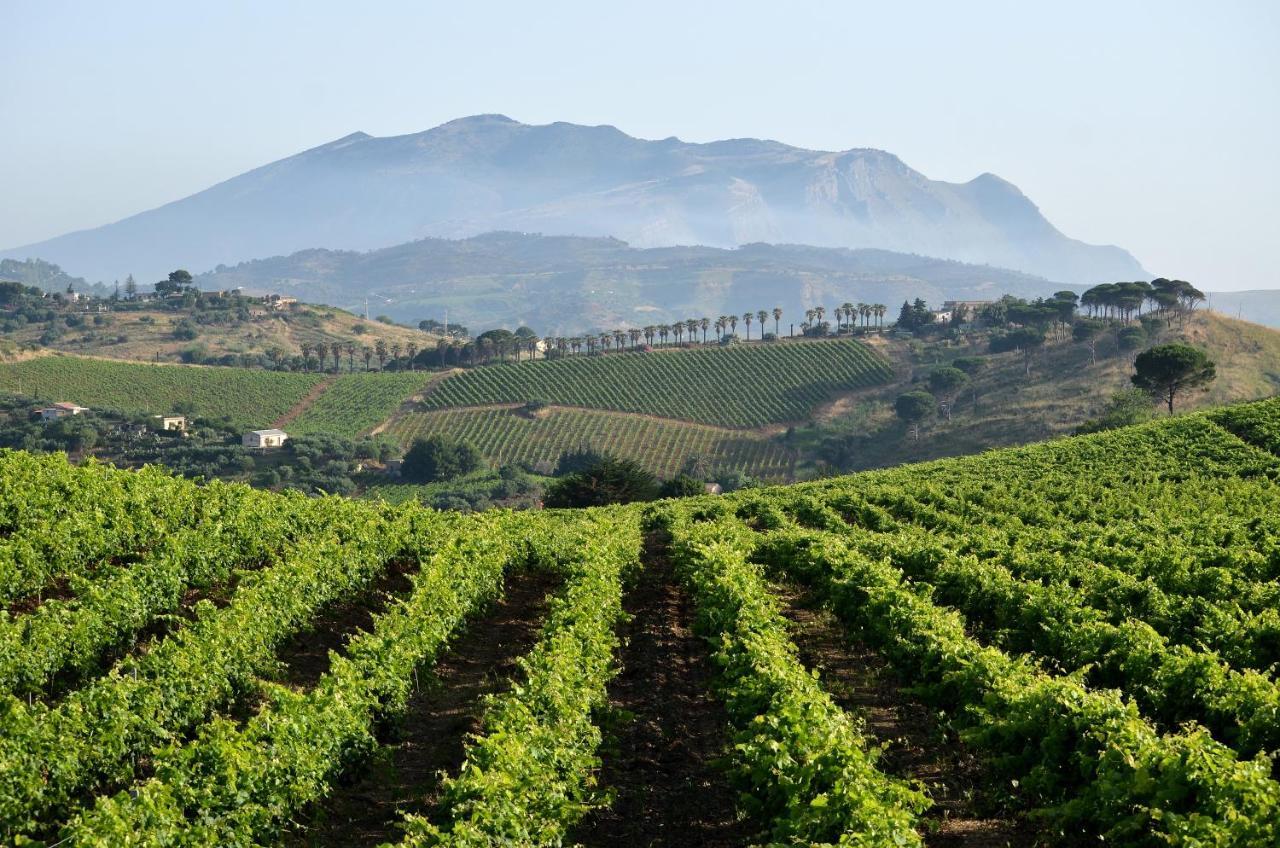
[3,1,1277,290]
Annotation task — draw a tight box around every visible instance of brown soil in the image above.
[570,534,759,848]
[772,582,1037,848]
[271,559,418,691]
[282,568,558,847]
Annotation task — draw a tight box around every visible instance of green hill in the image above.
[418,338,893,428]
[0,355,323,429]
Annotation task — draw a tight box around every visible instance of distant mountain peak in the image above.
[1,116,1148,285]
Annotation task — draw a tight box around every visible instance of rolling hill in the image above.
[3,115,1145,285]
[193,232,1084,335]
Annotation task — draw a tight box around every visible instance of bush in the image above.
[545,456,659,508]
[660,474,706,499]
[402,435,484,482]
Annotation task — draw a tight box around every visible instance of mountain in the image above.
[193,232,1079,335]
[3,115,1146,285]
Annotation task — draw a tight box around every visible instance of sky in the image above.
[2,1,1277,291]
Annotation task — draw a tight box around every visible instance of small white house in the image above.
[242,428,288,449]
[154,415,187,432]
[35,402,88,422]
[384,458,404,477]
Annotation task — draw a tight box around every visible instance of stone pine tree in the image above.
[1131,343,1216,414]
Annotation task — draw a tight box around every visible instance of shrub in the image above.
[402,434,484,482]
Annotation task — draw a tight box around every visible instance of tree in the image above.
[124,274,138,298]
[772,307,782,337]
[545,455,659,507]
[374,339,388,370]
[742,312,753,340]
[757,310,769,338]
[346,342,356,372]
[659,474,706,499]
[895,391,936,441]
[362,346,373,371]
[927,367,969,421]
[402,435,484,482]
[1131,343,1216,414]
[1073,319,1107,364]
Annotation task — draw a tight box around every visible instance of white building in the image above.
[154,415,187,432]
[35,402,88,421]
[242,428,289,449]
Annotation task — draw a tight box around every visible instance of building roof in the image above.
[53,401,86,410]
[248,428,288,437]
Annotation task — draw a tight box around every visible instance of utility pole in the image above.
[444,308,448,337]
[364,298,369,320]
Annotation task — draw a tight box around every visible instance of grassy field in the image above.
[418,339,893,428]
[384,405,796,480]
[0,355,322,428]
[287,372,431,437]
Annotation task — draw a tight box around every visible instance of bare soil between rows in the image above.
[282,567,558,847]
[772,581,1038,848]
[570,533,758,848]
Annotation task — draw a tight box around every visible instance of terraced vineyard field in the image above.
[0,355,323,428]
[288,372,430,437]
[418,339,894,428]
[3,395,1279,847]
[385,405,796,480]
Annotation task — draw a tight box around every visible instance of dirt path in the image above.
[772,582,1033,848]
[570,535,758,848]
[282,568,558,847]
[272,377,337,429]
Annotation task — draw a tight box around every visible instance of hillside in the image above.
[2,115,1145,285]
[2,399,1279,844]
[800,310,1280,472]
[193,232,1080,334]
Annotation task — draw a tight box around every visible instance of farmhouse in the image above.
[266,294,297,310]
[242,428,289,449]
[154,414,187,432]
[34,402,89,422]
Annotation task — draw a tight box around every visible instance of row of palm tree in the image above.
[298,339,421,372]
[804,302,888,332]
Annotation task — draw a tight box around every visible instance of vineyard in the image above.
[2,395,1280,846]
[417,339,894,428]
[288,372,431,437]
[0,355,323,428]
[384,405,797,480]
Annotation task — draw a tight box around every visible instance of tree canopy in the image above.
[1131,343,1216,414]
[402,434,484,482]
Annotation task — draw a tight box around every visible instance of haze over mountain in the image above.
[195,232,1080,335]
[3,116,1146,286]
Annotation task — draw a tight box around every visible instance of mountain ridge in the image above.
[3,116,1146,285]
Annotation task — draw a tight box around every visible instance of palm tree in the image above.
[435,339,449,368]
[773,307,783,337]
[656,325,667,346]
[840,302,855,332]
[875,304,887,330]
[804,309,815,329]
[673,323,684,345]
[374,340,389,370]
[700,316,710,344]
[686,318,699,345]
[728,315,738,337]
[613,329,625,352]
[628,328,641,349]
[757,310,768,338]
[346,342,356,372]
[362,346,373,371]
[742,312,752,340]
[390,342,403,368]
[714,317,724,340]
[406,342,418,369]
[299,343,313,372]
[814,305,826,327]
[331,342,342,372]
[643,326,656,347]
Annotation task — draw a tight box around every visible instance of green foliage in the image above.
[545,456,659,508]
[0,356,322,429]
[1076,388,1156,434]
[420,339,892,428]
[288,372,429,437]
[402,434,484,483]
[894,391,936,425]
[659,474,706,498]
[1132,342,1217,413]
[387,406,794,481]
